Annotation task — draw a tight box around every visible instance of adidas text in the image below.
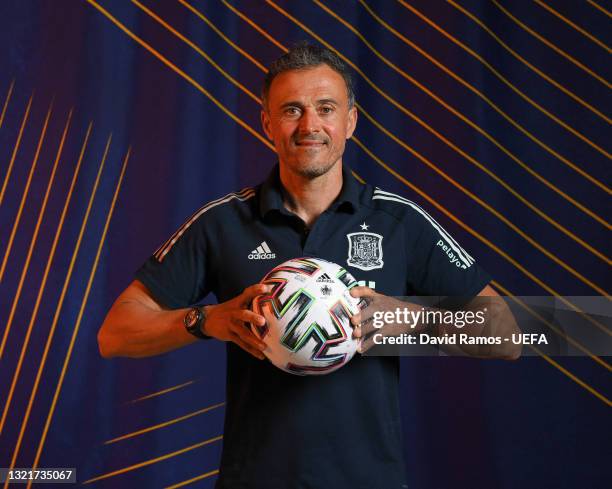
[248,252,276,260]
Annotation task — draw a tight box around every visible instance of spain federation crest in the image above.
[346,232,384,271]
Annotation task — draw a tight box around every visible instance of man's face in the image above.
[261,64,357,179]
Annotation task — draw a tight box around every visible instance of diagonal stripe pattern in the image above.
[79,0,609,405]
[0,2,609,488]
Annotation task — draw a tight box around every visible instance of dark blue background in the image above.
[0,1,609,488]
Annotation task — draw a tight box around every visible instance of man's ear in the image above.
[345,106,358,139]
[261,109,273,141]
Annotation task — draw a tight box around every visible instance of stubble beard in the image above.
[296,159,337,179]
[291,144,344,180]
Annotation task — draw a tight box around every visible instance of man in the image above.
[98,43,519,488]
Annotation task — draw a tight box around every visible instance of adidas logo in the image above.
[248,241,276,260]
[316,273,334,283]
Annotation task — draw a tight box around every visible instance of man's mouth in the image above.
[295,140,326,146]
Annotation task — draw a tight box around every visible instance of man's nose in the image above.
[298,108,321,134]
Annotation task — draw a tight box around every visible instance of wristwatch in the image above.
[184,306,208,339]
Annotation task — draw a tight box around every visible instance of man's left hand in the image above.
[349,286,417,353]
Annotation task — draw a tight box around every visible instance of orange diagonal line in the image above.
[272,0,611,226]
[130,0,610,278]
[221,0,287,51]
[376,153,612,395]
[490,281,611,372]
[311,0,611,227]
[529,344,611,406]
[343,0,611,254]
[187,0,612,407]
[0,79,15,130]
[105,402,224,444]
[220,0,610,332]
[193,0,609,263]
[492,0,611,88]
[0,108,72,436]
[86,0,273,151]
[29,146,130,485]
[0,100,53,287]
[352,135,610,335]
[132,0,259,104]
[381,0,612,151]
[177,0,267,72]
[165,469,220,489]
[126,379,197,404]
[399,0,611,192]
[383,158,612,390]
[358,106,610,264]
[358,0,612,232]
[445,0,611,158]
[131,0,263,109]
[535,0,611,53]
[6,122,93,482]
[356,107,610,292]
[265,0,609,288]
[587,0,612,18]
[90,0,611,416]
[81,435,222,485]
[351,169,365,184]
[11,134,110,489]
[0,95,33,206]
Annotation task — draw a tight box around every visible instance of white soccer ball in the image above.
[251,257,363,375]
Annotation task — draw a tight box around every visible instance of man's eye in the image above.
[320,106,333,114]
[285,107,300,116]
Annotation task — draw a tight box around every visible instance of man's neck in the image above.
[279,162,343,228]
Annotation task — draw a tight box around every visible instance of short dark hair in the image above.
[262,42,355,109]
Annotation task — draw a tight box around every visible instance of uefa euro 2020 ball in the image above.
[251,257,363,376]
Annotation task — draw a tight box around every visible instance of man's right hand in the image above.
[203,284,271,360]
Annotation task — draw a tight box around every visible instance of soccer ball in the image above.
[252,257,363,375]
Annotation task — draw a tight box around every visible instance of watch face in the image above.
[185,308,200,328]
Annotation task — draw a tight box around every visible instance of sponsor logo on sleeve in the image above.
[436,239,468,269]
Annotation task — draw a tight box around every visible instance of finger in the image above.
[360,315,379,337]
[358,335,376,354]
[229,313,267,343]
[349,294,378,326]
[231,333,266,360]
[239,283,273,307]
[359,330,396,353]
[349,286,377,299]
[351,316,377,338]
[230,321,267,351]
[350,305,377,328]
[360,324,403,353]
[232,308,266,327]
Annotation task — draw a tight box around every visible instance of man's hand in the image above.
[349,286,417,353]
[203,284,271,360]
[349,284,521,359]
